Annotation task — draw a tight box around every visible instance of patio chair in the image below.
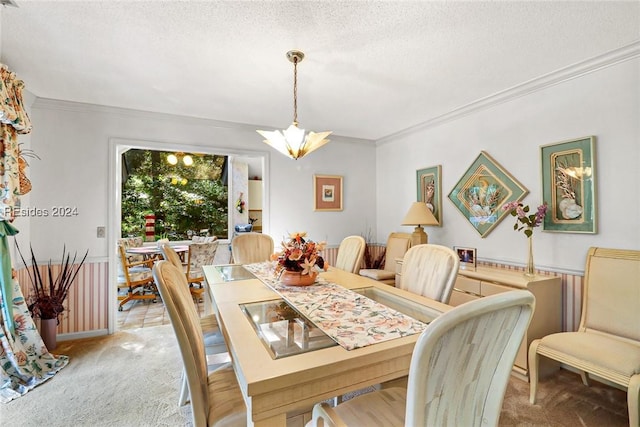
[309,290,535,427]
[116,244,157,311]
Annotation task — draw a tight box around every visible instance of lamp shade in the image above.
[402,202,438,226]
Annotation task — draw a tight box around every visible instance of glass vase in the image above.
[524,235,535,277]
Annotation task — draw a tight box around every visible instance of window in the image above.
[121,149,228,240]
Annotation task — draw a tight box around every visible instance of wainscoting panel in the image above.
[15,246,583,335]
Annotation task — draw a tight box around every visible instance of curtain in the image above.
[0,63,68,402]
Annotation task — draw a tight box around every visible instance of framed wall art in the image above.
[448,151,528,238]
[416,165,442,225]
[541,136,596,233]
[313,175,343,211]
[454,246,477,271]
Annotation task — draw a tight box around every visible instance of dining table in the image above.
[203,262,452,427]
[126,244,189,261]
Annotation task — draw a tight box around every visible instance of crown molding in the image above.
[377,40,640,145]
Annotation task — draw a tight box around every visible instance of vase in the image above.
[524,235,535,277]
[39,318,58,350]
[280,270,318,286]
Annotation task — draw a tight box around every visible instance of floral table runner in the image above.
[243,263,427,350]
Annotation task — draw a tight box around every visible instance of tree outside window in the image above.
[121,149,228,240]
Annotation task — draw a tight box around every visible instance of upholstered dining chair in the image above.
[153,261,246,426]
[334,235,366,274]
[160,243,228,406]
[359,232,412,286]
[116,243,157,311]
[398,244,460,304]
[309,290,535,427]
[230,232,274,264]
[529,247,640,427]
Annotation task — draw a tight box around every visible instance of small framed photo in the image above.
[313,175,343,211]
[454,246,477,270]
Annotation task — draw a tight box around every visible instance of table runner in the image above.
[244,263,427,350]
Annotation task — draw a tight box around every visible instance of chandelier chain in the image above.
[292,56,298,124]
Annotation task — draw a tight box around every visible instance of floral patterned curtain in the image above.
[0,63,68,402]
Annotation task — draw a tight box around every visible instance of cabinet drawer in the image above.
[481,281,513,296]
[449,290,481,307]
[454,276,481,295]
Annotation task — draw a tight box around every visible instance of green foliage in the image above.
[121,150,228,239]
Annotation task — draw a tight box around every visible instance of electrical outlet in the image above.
[97,226,106,238]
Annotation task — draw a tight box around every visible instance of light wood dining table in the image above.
[203,264,451,427]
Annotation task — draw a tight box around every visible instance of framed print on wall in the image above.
[416,165,442,225]
[448,151,528,238]
[313,175,343,211]
[541,136,596,233]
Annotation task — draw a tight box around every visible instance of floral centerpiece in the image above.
[502,201,547,276]
[272,232,327,286]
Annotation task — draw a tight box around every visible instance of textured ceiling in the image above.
[1,1,639,141]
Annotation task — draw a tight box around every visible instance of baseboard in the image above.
[58,329,109,341]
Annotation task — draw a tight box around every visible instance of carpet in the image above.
[1,324,192,426]
[0,324,629,426]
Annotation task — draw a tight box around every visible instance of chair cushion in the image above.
[540,332,640,377]
[332,387,406,426]
[117,266,153,284]
[207,365,247,426]
[359,269,396,281]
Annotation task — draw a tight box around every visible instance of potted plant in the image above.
[16,244,88,349]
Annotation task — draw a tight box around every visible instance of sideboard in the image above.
[395,260,562,380]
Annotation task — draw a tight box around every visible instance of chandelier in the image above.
[166,152,193,166]
[257,50,331,160]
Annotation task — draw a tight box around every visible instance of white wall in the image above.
[376,57,640,273]
[26,101,376,261]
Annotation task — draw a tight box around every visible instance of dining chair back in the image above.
[186,239,219,284]
[153,261,246,426]
[399,244,460,304]
[334,235,366,274]
[159,243,229,407]
[230,232,274,264]
[310,290,535,427]
[359,232,412,285]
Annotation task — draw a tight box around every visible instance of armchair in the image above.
[359,232,412,286]
[529,247,640,427]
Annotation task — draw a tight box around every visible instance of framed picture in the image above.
[454,246,477,271]
[313,175,343,211]
[541,136,596,233]
[416,165,442,225]
[448,151,528,238]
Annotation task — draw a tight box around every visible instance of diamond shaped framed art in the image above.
[448,151,528,238]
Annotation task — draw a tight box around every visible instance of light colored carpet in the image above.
[1,324,629,426]
[1,324,192,426]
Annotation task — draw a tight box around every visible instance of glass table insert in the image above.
[240,299,338,359]
[215,265,256,282]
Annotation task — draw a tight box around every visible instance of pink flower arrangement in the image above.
[272,232,328,275]
[502,201,547,238]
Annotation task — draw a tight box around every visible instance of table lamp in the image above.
[401,202,438,246]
